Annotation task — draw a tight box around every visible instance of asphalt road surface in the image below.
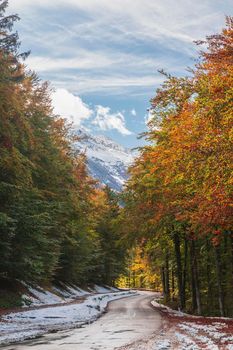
[3,292,162,350]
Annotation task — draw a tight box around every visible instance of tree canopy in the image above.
[120,17,233,317]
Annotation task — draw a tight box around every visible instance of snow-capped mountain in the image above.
[74,130,135,191]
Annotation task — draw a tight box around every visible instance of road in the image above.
[2,292,161,350]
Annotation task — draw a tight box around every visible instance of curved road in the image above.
[3,292,161,350]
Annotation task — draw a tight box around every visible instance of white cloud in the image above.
[52,75,164,95]
[51,88,93,126]
[131,109,137,116]
[26,52,176,76]
[51,89,132,135]
[92,106,132,135]
[11,0,227,46]
[10,0,230,96]
[26,52,119,72]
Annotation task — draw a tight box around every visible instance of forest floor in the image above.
[121,299,233,350]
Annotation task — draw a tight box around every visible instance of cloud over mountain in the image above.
[51,89,132,135]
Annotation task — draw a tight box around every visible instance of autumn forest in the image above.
[0,0,232,318]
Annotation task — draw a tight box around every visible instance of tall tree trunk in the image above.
[190,240,197,313]
[182,238,188,308]
[140,274,144,288]
[206,239,213,314]
[165,252,170,301]
[191,240,201,315]
[161,266,166,298]
[230,232,233,303]
[171,266,175,301]
[223,233,228,315]
[133,270,136,288]
[173,233,185,310]
[215,245,225,317]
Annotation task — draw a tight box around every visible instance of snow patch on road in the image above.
[0,290,135,345]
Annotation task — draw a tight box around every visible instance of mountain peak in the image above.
[74,130,134,191]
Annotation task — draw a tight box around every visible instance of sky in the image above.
[8,0,232,148]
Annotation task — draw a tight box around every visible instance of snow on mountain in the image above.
[74,130,135,191]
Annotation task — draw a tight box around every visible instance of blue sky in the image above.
[9,0,232,148]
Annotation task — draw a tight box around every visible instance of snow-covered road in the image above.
[1,291,161,350]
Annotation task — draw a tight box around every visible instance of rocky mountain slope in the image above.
[74,130,135,191]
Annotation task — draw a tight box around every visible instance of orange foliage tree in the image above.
[122,17,233,316]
